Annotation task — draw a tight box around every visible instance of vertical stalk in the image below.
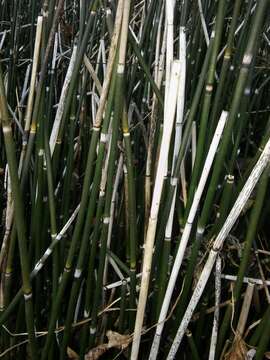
[0,63,38,359]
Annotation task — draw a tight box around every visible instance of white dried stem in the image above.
[24,16,43,132]
[103,154,123,285]
[150,111,228,360]
[131,61,181,360]
[208,255,222,360]
[167,132,270,359]
[49,44,77,154]
[84,55,102,96]
[198,0,210,46]
[236,283,254,337]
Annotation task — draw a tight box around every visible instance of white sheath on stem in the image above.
[198,0,210,46]
[49,44,77,155]
[164,0,175,116]
[103,154,123,285]
[149,111,228,360]
[165,26,186,240]
[24,16,43,132]
[208,255,221,360]
[167,132,270,360]
[131,61,181,360]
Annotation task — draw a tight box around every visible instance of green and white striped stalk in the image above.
[131,60,181,360]
[155,19,187,318]
[19,15,43,174]
[49,44,77,155]
[103,154,123,285]
[167,131,270,359]
[149,111,227,360]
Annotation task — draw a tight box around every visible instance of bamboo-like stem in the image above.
[217,165,270,354]
[131,61,181,360]
[194,0,268,242]
[0,203,80,326]
[185,0,226,215]
[167,127,270,359]
[103,154,124,285]
[0,2,269,358]
[0,63,38,359]
[144,9,165,233]
[19,15,43,173]
[41,3,124,357]
[84,1,131,350]
[20,0,65,183]
[164,0,175,115]
[149,111,227,360]
[155,13,187,319]
[151,38,214,258]
[122,105,138,329]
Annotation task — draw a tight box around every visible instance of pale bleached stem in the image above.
[24,16,43,132]
[108,257,125,282]
[18,16,43,177]
[104,273,142,291]
[131,61,181,360]
[49,44,77,155]
[137,3,145,42]
[165,0,175,117]
[208,255,221,360]
[0,31,6,51]
[118,0,130,72]
[236,283,254,337]
[100,38,107,76]
[91,44,102,122]
[221,274,270,286]
[103,154,123,285]
[84,55,102,95]
[198,0,210,46]
[18,64,31,122]
[154,4,165,81]
[145,13,166,233]
[167,132,270,360]
[31,204,80,278]
[164,25,187,250]
[149,111,228,360]
[95,0,124,129]
[57,22,63,56]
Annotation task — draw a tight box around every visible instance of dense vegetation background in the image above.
[0,0,270,359]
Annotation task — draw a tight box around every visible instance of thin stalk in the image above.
[185,0,226,216]
[208,255,221,360]
[149,111,227,360]
[217,165,270,356]
[167,122,270,359]
[0,62,38,359]
[131,61,181,360]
